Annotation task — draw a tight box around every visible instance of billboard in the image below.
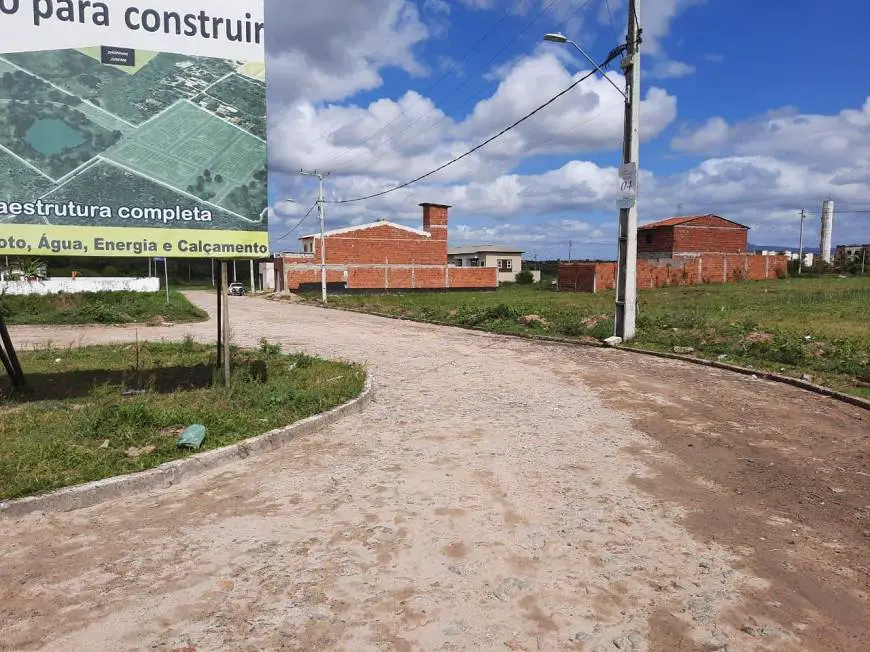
[0,0,268,258]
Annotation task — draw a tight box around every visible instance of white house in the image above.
[447,245,541,285]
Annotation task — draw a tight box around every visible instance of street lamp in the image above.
[542,33,627,100]
[543,2,641,342]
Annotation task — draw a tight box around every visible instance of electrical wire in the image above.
[329,0,582,174]
[328,58,615,204]
[603,0,619,40]
[317,0,531,171]
[271,201,318,245]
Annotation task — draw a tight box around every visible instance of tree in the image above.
[515,270,534,285]
[215,174,224,184]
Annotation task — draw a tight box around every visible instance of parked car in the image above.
[228,282,246,296]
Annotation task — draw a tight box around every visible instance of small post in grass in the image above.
[221,261,231,387]
[164,258,170,304]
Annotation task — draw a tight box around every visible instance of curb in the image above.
[293,300,870,412]
[0,374,374,519]
[616,347,870,411]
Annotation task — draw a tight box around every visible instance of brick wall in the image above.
[309,224,443,265]
[673,225,748,254]
[638,226,675,256]
[282,202,498,291]
[557,263,597,291]
[559,254,788,292]
[286,265,496,290]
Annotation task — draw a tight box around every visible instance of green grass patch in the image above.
[0,291,208,325]
[0,341,365,500]
[319,277,870,398]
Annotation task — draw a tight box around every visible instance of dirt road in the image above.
[1,292,867,651]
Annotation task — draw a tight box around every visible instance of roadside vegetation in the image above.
[320,276,870,398]
[0,291,208,325]
[0,340,365,500]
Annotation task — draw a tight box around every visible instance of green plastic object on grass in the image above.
[176,424,206,450]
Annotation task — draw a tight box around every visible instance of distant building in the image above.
[638,214,749,258]
[448,245,541,284]
[835,243,869,261]
[275,203,497,292]
[559,213,789,292]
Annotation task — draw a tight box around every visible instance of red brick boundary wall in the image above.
[285,263,496,290]
[558,254,789,292]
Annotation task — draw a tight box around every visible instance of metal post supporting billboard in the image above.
[216,267,222,369]
[221,262,230,387]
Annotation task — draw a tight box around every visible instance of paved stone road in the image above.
[1,292,866,651]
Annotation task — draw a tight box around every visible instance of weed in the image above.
[258,337,282,356]
[0,342,365,500]
[0,291,207,326]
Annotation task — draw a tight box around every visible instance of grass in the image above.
[316,277,870,399]
[0,340,366,501]
[0,291,208,325]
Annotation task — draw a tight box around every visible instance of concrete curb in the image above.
[0,374,374,519]
[616,347,870,411]
[296,301,870,412]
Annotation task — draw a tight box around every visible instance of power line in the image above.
[271,201,318,244]
[328,61,610,204]
[603,0,619,40]
[318,0,533,171]
[330,0,585,174]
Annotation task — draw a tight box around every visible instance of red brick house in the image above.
[638,214,749,258]
[276,203,497,291]
[559,214,788,292]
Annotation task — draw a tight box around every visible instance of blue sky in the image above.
[265,0,870,259]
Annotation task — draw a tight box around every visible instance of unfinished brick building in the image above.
[559,215,789,292]
[275,203,497,291]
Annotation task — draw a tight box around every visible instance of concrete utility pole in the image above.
[798,209,806,275]
[568,240,573,262]
[298,169,329,304]
[249,259,256,292]
[614,0,641,341]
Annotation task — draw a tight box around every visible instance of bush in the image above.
[515,270,534,285]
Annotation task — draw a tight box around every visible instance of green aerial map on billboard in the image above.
[0,0,269,258]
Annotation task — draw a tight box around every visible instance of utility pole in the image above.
[568,240,573,262]
[614,0,641,341]
[250,259,255,293]
[797,209,806,275]
[298,169,329,304]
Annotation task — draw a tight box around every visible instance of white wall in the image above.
[259,263,276,291]
[0,278,160,296]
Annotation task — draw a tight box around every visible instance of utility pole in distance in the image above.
[614,0,641,341]
[568,240,573,262]
[798,209,806,275]
[298,169,329,304]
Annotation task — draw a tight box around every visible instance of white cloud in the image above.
[268,50,677,185]
[648,58,696,79]
[265,0,429,105]
[671,98,870,170]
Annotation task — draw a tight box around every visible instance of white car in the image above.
[228,282,246,296]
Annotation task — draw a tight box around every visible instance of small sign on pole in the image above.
[618,162,638,209]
